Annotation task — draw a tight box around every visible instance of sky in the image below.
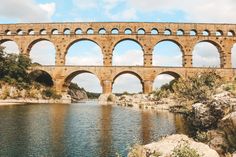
[1,0,236,93]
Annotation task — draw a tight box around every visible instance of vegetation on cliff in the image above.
[0,46,61,100]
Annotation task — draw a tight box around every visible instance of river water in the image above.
[0,101,189,157]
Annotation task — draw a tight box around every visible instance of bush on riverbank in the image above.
[172,70,222,106]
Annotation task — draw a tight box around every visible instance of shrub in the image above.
[171,141,202,157]
[42,88,61,99]
[172,70,222,106]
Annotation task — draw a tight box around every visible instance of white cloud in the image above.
[30,41,56,65]
[72,73,102,93]
[113,50,143,65]
[153,54,182,67]
[0,0,55,22]
[1,41,19,54]
[106,8,137,21]
[192,42,220,67]
[113,74,142,93]
[73,0,98,9]
[127,0,236,22]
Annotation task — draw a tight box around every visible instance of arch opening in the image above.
[228,30,235,37]
[87,28,94,34]
[177,29,184,36]
[29,70,53,87]
[231,43,236,68]
[0,40,20,54]
[112,73,143,94]
[64,28,71,35]
[216,30,223,36]
[202,30,210,36]
[66,40,103,65]
[192,41,221,67]
[112,39,143,66]
[190,30,197,36]
[111,28,119,34]
[137,28,145,35]
[29,40,56,65]
[17,29,24,35]
[52,29,59,35]
[124,28,132,34]
[153,40,182,67]
[151,28,158,35]
[65,71,102,94]
[75,28,82,34]
[40,29,47,35]
[99,28,106,34]
[28,29,35,35]
[153,72,180,90]
[5,30,11,35]
[164,29,171,35]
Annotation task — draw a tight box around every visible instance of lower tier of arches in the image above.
[30,66,236,95]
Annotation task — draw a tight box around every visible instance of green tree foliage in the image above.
[0,46,31,87]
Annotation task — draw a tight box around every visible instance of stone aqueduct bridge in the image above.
[1,22,236,94]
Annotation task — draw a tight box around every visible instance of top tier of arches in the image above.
[1,22,236,37]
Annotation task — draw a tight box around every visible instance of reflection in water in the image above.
[0,101,189,157]
[99,105,112,157]
[50,104,69,156]
[141,111,151,144]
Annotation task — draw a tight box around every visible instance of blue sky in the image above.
[1,0,236,93]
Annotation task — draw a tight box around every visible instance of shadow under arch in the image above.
[158,71,181,79]
[153,71,181,90]
[29,70,54,87]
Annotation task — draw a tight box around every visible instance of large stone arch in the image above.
[0,39,20,54]
[65,38,104,66]
[112,70,144,93]
[153,39,184,66]
[193,39,222,67]
[26,38,54,55]
[112,38,144,66]
[63,70,101,92]
[112,38,144,51]
[153,71,181,90]
[155,39,184,52]
[157,71,182,79]
[65,38,103,54]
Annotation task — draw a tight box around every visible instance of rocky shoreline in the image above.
[115,91,236,157]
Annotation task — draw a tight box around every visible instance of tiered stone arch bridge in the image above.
[1,22,236,94]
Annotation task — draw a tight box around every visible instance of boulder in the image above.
[207,130,230,156]
[219,111,236,149]
[128,134,219,157]
[191,97,231,129]
[98,94,116,105]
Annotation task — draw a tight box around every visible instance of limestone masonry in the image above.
[1,22,236,94]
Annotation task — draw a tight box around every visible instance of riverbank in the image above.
[0,97,71,106]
